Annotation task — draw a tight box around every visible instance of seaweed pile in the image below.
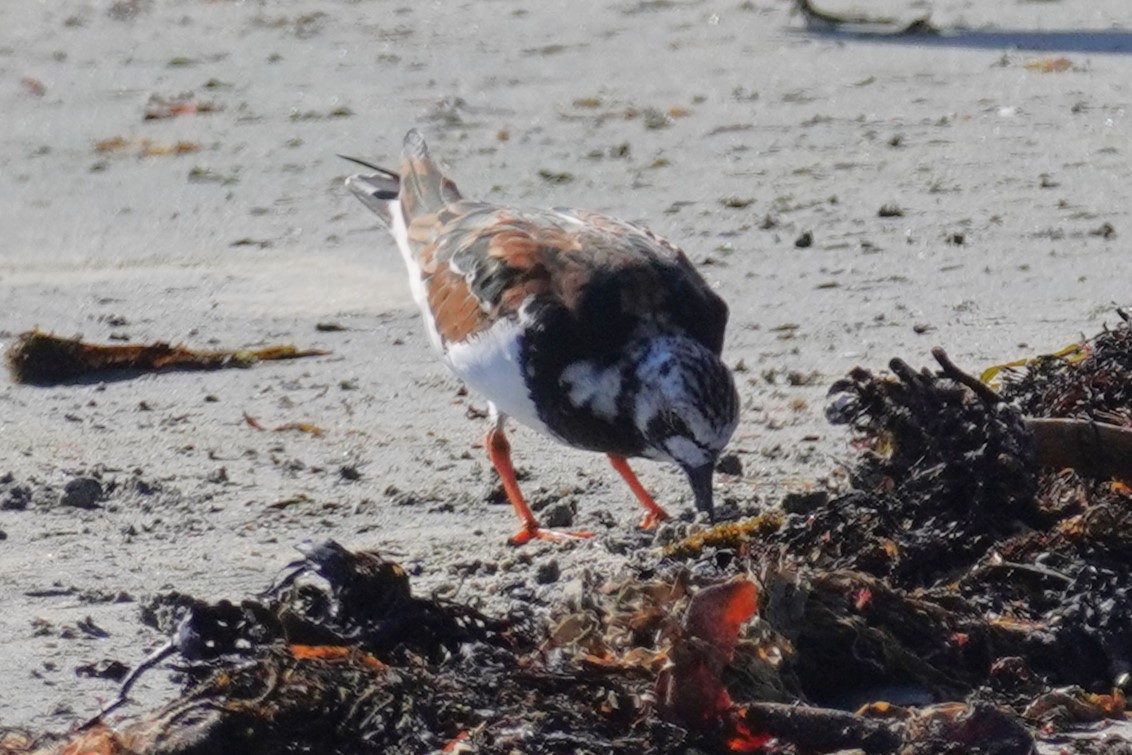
[556,325,1132,750]
[702,328,1132,749]
[8,320,1132,754]
[998,314,1132,425]
[5,542,712,754]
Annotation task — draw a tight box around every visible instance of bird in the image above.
[343,130,739,545]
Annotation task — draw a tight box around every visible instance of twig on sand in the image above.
[932,346,1004,405]
[79,641,177,730]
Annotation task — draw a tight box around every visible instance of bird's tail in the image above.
[397,129,462,219]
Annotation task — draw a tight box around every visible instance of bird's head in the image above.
[630,336,739,520]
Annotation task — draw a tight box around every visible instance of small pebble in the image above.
[540,501,575,528]
[2,484,31,510]
[535,559,560,585]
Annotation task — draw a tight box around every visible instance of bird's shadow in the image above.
[796,26,1132,55]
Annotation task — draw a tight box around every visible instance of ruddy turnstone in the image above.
[344,130,739,544]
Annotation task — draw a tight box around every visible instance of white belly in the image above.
[444,318,550,435]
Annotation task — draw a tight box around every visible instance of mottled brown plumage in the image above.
[344,130,739,544]
[392,133,726,352]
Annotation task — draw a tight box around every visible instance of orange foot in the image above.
[608,455,672,529]
[509,523,595,546]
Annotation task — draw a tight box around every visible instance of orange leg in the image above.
[485,424,593,545]
[608,454,671,529]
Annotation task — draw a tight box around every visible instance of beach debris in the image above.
[1025,57,1074,73]
[94,136,201,157]
[229,237,273,248]
[243,412,326,436]
[20,77,46,97]
[663,511,784,559]
[655,317,1132,748]
[658,578,763,740]
[5,330,329,385]
[794,0,938,36]
[996,309,1132,421]
[143,93,219,120]
[537,168,574,184]
[27,539,1058,754]
[729,701,903,753]
[45,542,706,754]
[815,334,1132,681]
[11,543,772,753]
[979,341,1090,386]
[1090,222,1117,240]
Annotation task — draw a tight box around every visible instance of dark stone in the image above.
[716,453,743,476]
[535,559,560,585]
[1,484,32,510]
[782,489,829,516]
[540,501,576,529]
[60,477,104,509]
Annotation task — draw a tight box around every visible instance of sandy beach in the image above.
[2,0,1131,739]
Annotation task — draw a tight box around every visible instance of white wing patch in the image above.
[559,360,622,421]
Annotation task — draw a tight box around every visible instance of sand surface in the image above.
[1,0,1131,738]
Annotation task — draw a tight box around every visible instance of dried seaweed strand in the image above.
[5,330,330,385]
